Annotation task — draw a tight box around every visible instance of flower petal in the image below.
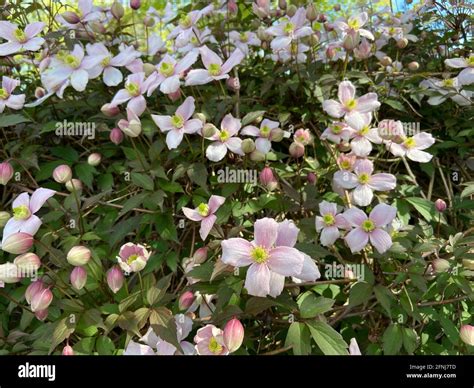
[29,188,55,214]
[267,246,304,276]
[345,228,369,253]
[369,203,397,227]
[199,214,216,240]
[244,263,271,297]
[221,238,253,267]
[369,228,392,254]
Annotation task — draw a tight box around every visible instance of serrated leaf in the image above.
[131,172,155,191]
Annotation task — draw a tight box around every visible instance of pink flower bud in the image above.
[223,317,244,353]
[34,309,48,321]
[65,179,82,193]
[35,87,45,99]
[408,61,419,71]
[307,172,317,185]
[30,287,53,312]
[107,266,124,294]
[193,247,208,264]
[111,1,124,20]
[25,280,46,304]
[179,291,195,310]
[70,267,87,290]
[110,127,124,145]
[67,246,91,266]
[460,325,474,346]
[101,103,120,117]
[14,252,41,272]
[53,164,72,183]
[62,345,74,355]
[435,199,447,213]
[1,232,34,254]
[289,142,305,158]
[167,89,181,102]
[259,167,275,186]
[0,161,14,185]
[432,258,450,273]
[226,77,240,91]
[87,153,101,166]
[228,0,238,14]
[61,11,80,24]
[130,0,141,10]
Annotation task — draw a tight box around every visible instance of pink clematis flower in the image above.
[86,43,140,86]
[266,7,312,50]
[241,119,281,154]
[118,108,142,137]
[445,55,474,86]
[182,195,225,240]
[205,114,244,162]
[221,218,305,297]
[0,76,25,113]
[321,121,354,144]
[343,203,397,254]
[168,10,203,48]
[386,132,435,163]
[146,51,198,95]
[151,96,203,149]
[185,46,245,86]
[333,159,396,206]
[229,30,261,55]
[315,201,350,246]
[110,72,149,116]
[346,112,383,157]
[1,188,55,245]
[117,243,150,273]
[334,12,375,41]
[0,21,45,56]
[194,324,229,356]
[322,80,380,121]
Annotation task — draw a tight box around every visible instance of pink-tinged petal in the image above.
[406,149,433,163]
[166,129,184,150]
[12,192,30,209]
[124,341,155,355]
[320,226,340,246]
[221,48,245,74]
[156,340,177,355]
[175,50,199,74]
[294,26,313,38]
[350,136,372,157]
[183,119,202,134]
[225,137,244,155]
[185,69,213,86]
[2,76,19,94]
[369,203,397,227]
[128,95,146,117]
[338,81,356,104]
[255,138,271,153]
[70,69,89,92]
[291,7,307,28]
[268,271,285,298]
[71,44,84,61]
[110,89,131,106]
[346,112,371,131]
[0,42,21,56]
[333,170,358,189]
[458,67,474,86]
[244,263,271,297]
[365,127,383,144]
[151,115,174,132]
[240,125,260,136]
[349,338,362,355]
[294,254,321,282]
[103,66,123,86]
[0,21,17,41]
[345,228,369,253]
[182,207,204,221]
[412,132,435,150]
[343,207,367,227]
[369,228,392,254]
[315,216,325,232]
[6,94,25,110]
[319,200,337,216]
[254,218,279,249]
[444,58,467,69]
[206,141,227,162]
[275,220,299,247]
[355,93,380,113]
[368,173,396,191]
[19,215,42,236]
[355,159,374,175]
[335,214,351,229]
[180,341,196,355]
[29,188,55,213]
[388,142,406,157]
[199,46,223,68]
[221,114,241,136]
[176,96,195,121]
[270,36,292,50]
[25,22,45,39]
[322,100,345,118]
[267,246,304,276]
[359,29,374,40]
[352,184,373,207]
[160,75,180,94]
[199,214,216,240]
[2,218,22,242]
[221,238,253,267]
[208,195,225,214]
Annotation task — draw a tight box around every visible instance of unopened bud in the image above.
[396,38,408,49]
[67,246,91,267]
[107,266,124,294]
[0,161,14,185]
[87,153,101,166]
[408,61,419,71]
[179,291,195,310]
[241,138,256,154]
[1,232,33,254]
[65,179,83,193]
[435,199,447,213]
[202,123,218,138]
[289,142,305,158]
[53,164,72,183]
[223,317,244,353]
[111,1,124,19]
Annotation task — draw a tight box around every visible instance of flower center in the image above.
[159,62,175,77]
[13,205,31,221]
[208,63,221,76]
[468,56,474,67]
[361,219,375,232]
[251,246,269,264]
[14,28,27,43]
[442,78,455,88]
[358,172,371,184]
[260,125,271,137]
[0,88,8,100]
[290,43,299,55]
[403,137,416,149]
[101,56,111,67]
[190,36,198,44]
[284,22,295,34]
[179,15,192,29]
[323,213,335,226]
[331,124,343,134]
[208,337,223,354]
[171,114,184,128]
[348,19,360,30]
[359,125,370,136]
[64,54,80,68]
[126,82,140,96]
[340,159,351,170]
[127,254,139,265]
[219,129,230,142]
[240,32,248,42]
[345,98,357,110]
[197,203,209,217]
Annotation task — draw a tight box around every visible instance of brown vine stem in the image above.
[284,278,356,288]
[0,290,32,313]
[417,295,468,308]
[261,345,293,355]
[401,156,427,199]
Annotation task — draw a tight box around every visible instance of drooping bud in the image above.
[167,89,181,102]
[179,291,195,310]
[460,325,474,346]
[61,11,80,24]
[286,4,297,17]
[67,246,91,266]
[53,164,72,183]
[307,172,317,185]
[101,103,120,117]
[70,266,87,290]
[223,317,244,353]
[271,128,285,142]
[130,0,141,10]
[432,258,450,273]
[380,56,392,66]
[144,16,155,28]
[1,232,34,254]
[278,0,287,10]
[110,127,124,145]
[226,77,240,92]
[143,63,156,77]
[249,150,266,162]
[62,345,74,355]
[241,138,256,154]
[408,61,419,71]
[30,287,53,312]
[193,247,208,264]
[289,142,305,158]
[111,1,124,20]
[14,252,41,272]
[0,211,10,228]
[396,38,408,49]
[35,87,45,99]
[193,112,207,124]
[0,161,14,185]
[434,199,447,213]
[34,309,48,321]
[87,153,101,166]
[306,3,317,22]
[25,280,45,304]
[107,265,124,294]
[65,179,83,193]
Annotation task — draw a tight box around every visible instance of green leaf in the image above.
[75,163,94,188]
[96,336,115,355]
[297,292,335,318]
[382,324,403,355]
[118,192,149,217]
[245,297,277,315]
[384,99,406,112]
[405,197,436,222]
[242,110,265,126]
[306,321,348,355]
[285,322,312,355]
[131,172,155,191]
[349,282,373,307]
[187,163,208,188]
[374,285,393,318]
[402,328,419,354]
[155,213,178,242]
[49,316,76,354]
[0,114,30,127]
